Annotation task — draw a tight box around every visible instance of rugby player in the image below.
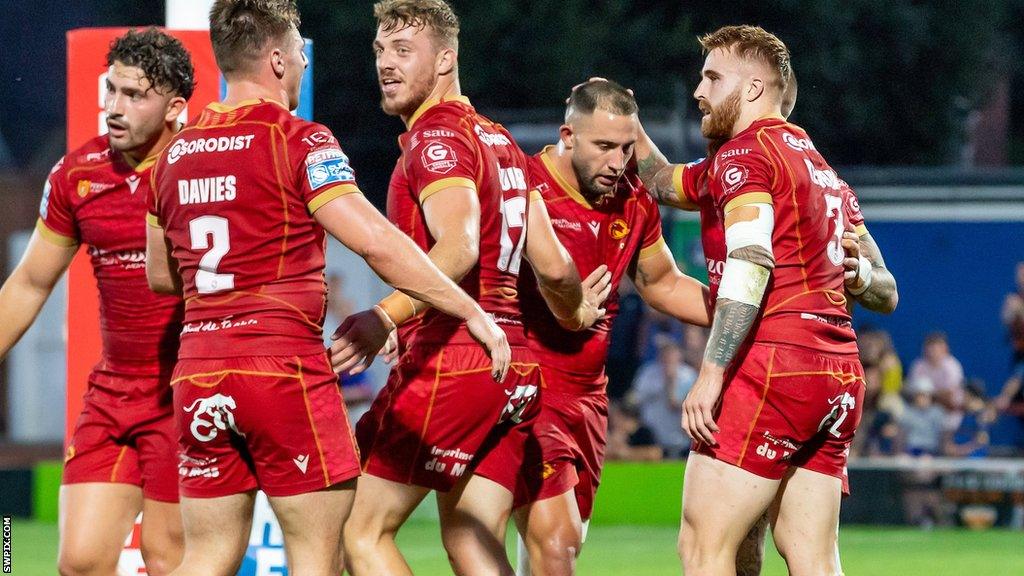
[0,28,191,576]
[339,2,602,575]
[655,26,896,575]
[146,2,508,574]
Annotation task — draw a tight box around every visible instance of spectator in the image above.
[909,332,965,429]
[681,324,708,371]
[607,281,645,400]
[993,364,1024,451]
[945,379,994,458]
[855,328,905,456]
[898,376,947,456]
[628,336,695,458]
[605,401,663,461]
[324,272,376,422]
[1001,262,1024,367]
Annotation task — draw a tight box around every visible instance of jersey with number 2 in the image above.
[708,118,857,355]
[149,99,362,359]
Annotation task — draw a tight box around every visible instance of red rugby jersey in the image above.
[386,96,531,346]
[707,118,858,355]
[149,99,361,358]
[519,147,665,390]
[38,135,183,387]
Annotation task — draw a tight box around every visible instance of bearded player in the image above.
[338,2,604,575]
[481,80,711,576]
[637,26,900,575]
[146,2,509,575]
[0,29,191,575]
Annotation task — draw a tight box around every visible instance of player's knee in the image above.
[140,527,184,576]
[342,515,386,561]
[528,526,581,575]
[58,547,111,576]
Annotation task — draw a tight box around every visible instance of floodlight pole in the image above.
[166,0,215,30]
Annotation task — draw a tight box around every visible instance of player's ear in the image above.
[559,124,575,150]
[164,96,187,124]
[270,47,286,80]
[746,76,765,103]
[436,47,456,76]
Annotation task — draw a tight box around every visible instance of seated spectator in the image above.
[628,336,696,458]
[855,328,905,456]
[993,364,1024,451]
[898,376,948,456]
[945,379,994,458]
[909,332,965,430]
[1001,262,1024,367]
[605,401,663,461]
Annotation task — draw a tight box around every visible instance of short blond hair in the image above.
[373,0,459,51]
[699,25,791,91]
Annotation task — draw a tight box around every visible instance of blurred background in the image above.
[2,1,1024,574]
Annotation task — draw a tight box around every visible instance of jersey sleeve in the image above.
[710,144,775,214]
[36,158,79,246]
[637,197,666,260]
[291,122,361,214]
[672,157,709,205]
[146,160,164,228]
[402,123,479,205]
[841,182,867,236]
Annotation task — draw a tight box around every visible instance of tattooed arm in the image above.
[635,122,699,210]
[842,231,898,314]
[682,204,775,445]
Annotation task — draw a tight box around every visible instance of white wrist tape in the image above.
[717,257,770,306]
[724,202,774,255]
[847,256,873,295]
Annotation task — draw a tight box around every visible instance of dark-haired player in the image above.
[0,28,193,575]
[146,2,508,574]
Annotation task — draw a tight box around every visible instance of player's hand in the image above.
[841,231,861,281]
[560,265,611,331]
[330,308,393,375]
[682,363,724,445]
[378,329,400,364]
[466,309,511,382]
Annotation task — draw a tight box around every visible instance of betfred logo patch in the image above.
[721,163,748,194]
[422,141,458,174]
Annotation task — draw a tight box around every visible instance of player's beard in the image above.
[572,155,618,203]
[380,73,434,118]
[700,87,742,141]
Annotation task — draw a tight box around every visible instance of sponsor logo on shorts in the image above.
[721,163,748,194]
[819,392,857,438]
[500,383,539,424]
[179,455,220,478]
[422,141,458,174]
[167,134,255,165]
[426,445,473,478]
[293,454,309,474]
[755,432,800,462]
[183,393,240,442]
[609,218,630,240]
[306,153,355,191]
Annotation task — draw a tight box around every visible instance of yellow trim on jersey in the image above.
[207,98,284,113]
[854,224,869,237]
[672,164,689,204]
[724,191,773,213]
[307,183,361,214]
[35,219,78,247]
[418,177,477,204]
[638,236,667,260]
[146,213,163,228]
[406,94,472,129]
[529,189,543,202]
[539,146,593,209]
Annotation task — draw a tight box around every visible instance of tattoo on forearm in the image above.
[636,148,680,206]
[854,233,897,312]
[704,299,759,367]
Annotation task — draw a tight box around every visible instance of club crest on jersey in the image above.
[306,153,355,191]
[847,194,860,214]
[609,219,630,240]
[721,163,748,194]
[422,141,458,174]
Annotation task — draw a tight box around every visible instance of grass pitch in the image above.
[8,519,1023,574]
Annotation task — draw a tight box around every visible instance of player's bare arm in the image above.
[144,223,182,295]
[635,123,698,210]
[0,231,78,358]
[629,241,712,327]
[842,230,898,314]
[317,192,510,381]
[684,203,774,445]
[523,194,604,331]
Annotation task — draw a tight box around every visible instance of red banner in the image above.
[64,28,221,443]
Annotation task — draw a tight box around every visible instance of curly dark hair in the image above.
[107,27,195,100]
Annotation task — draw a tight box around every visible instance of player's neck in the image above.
[222,80,289,111]
[402,77,461,127]
[730,103,784,138]
[550,143,582,192]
